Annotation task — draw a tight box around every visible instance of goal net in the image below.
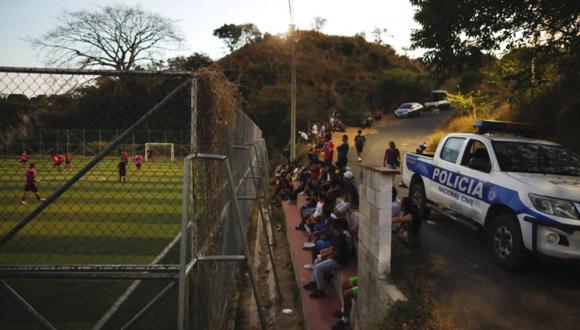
[144,143,175,161]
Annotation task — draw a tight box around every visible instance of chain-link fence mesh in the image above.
[0,67,271,329]
[187,70,267,329]
[0,67,192,328]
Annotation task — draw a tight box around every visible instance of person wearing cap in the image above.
[342,170,359,210]
[354,130,366,162]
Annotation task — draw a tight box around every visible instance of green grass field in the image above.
[0,157,183,265]
[0,156,184,328]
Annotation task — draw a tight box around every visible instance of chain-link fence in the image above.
[185,70,279,329]
[0,66,275,329]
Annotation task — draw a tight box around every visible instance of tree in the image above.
[213,23,262,53]
[371,27,392,45]
[410,0,579,75]
[311,16,327,32]
[30,5,183,70]
[167,53,214,71]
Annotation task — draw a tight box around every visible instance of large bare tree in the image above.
[30,5,183,70]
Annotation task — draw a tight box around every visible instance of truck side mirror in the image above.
[469,157,490,172]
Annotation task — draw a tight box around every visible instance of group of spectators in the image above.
[298,113,346,145]
[272,117,424,329]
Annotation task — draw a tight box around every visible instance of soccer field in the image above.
[0,157,184,328]
[0,157,184,265]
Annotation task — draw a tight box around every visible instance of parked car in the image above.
[372,110,383,120]
[394,102,423,118]
[424,90,451,111]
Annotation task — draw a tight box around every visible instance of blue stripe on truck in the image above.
[406,153,568,229]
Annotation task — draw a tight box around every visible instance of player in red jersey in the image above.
[18,151,29,166]
[51,154,63,171]
[121,151,129,163]
[21,163,45,204]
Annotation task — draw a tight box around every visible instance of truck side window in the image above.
[461,140,491,173]
[440,137,465,163]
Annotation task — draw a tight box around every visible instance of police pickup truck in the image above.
[402,121,580,270]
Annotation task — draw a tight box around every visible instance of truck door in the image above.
[458,139,493,224]
[431,137,467,210]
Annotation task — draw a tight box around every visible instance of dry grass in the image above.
[427,101,511,151]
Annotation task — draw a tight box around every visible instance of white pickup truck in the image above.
[424,90,451,111]
[402,121,580,270]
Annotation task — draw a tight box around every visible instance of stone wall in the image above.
[355,165,405,329]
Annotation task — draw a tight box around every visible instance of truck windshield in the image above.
[493,141,580,176]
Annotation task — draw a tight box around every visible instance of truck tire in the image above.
[487,212,528,271]
[409,180,428,218]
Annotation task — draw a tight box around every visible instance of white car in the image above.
[394,102,423,118]
[402,121,580,270]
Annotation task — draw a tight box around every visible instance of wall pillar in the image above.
[355,165,405,329]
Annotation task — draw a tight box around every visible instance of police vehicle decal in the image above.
[406,154,565,228]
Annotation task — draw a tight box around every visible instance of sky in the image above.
[0,0,422,67]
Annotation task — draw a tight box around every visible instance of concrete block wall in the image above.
[355,165,405,329]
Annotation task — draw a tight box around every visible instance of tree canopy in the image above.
[213,23,262,53]
[30,5,183,70]
[410,0,580,74]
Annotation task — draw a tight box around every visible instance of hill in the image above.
[217,30,433,148]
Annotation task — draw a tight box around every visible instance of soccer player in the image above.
[51,154,63,171]
[18,151,29,166]
[134,153,143,174]
[121,151,129,163]
[354,130,366,162]
[118,157,127,183]
[64,152,73,171]
[21,163,45,204]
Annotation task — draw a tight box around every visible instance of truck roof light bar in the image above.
[474,120,538,136]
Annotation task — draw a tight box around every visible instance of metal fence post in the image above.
[224,158,267,330]
[178,157,191,329]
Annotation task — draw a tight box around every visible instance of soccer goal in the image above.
[144,143,175,161]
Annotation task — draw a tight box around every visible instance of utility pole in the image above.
[290,24,297,160]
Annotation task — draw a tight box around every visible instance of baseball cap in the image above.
[343,171,354,180]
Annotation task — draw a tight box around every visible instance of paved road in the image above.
[349,111,580,330]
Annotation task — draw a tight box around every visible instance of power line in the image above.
[288,0,297,160]
[287,0,295,25]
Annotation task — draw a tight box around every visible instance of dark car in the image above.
[372,111,383,120]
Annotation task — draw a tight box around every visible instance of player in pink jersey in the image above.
[134,153,143,174]
[21,163,45,204]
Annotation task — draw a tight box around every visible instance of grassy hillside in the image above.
[217,31,433,148]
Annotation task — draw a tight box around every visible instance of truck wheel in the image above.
[487,212,528,271]
[409,180,428,218]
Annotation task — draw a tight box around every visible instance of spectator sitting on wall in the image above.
[303,219,353,298]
